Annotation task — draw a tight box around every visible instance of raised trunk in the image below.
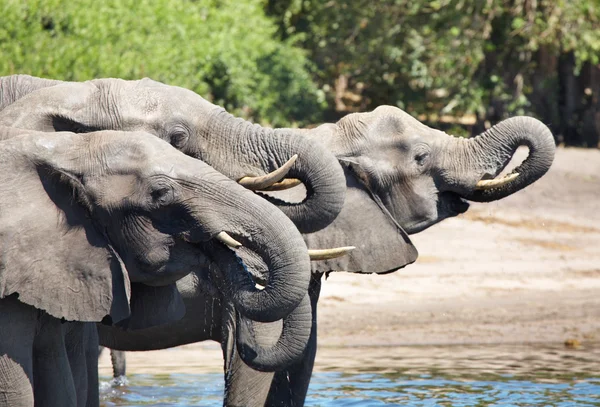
[446,116,556,202]
[235,294,311,372]
[199,214,310,323]
[196,109,346,233]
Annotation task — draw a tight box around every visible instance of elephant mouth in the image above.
[443,192,470,215]
[406,192,469,234]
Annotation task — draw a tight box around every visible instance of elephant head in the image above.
[0,128,311,327]
[299,105,555,274]
[0,75,347,234]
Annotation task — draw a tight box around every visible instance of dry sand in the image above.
[99,146,600,376]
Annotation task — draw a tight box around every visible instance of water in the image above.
[100,344,600,406]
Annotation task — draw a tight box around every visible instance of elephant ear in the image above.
[0,136,130,323]
[304,167,418,274]
[115,283,186,330]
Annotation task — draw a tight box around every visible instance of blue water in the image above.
[100,344,600,406]
[100,372,600,406]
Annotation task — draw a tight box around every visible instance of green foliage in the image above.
[266,0,600,145]
[265,0,499,117]
[0,0,324,126]
[2,0,599,144]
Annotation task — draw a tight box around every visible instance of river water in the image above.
[100,343,600,406]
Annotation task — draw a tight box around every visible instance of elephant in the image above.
[98,106,556,406]
[0,75,556,405]
[0,127,318,407]
[0,75,355,405]
[0,74,347,234]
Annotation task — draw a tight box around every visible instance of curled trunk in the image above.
[447,116,556,201]
[236,294,311,372]
[203,225,309,323]
[222,235,309,323]
[23,130,312,325]
[198,110,346,234]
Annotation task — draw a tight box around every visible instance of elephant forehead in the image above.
[122,85,160,114]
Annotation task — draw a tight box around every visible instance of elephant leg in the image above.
[84,324,99,407]
[0,297,36,407]
[221,301,274,407]
[65,322,89,407]
[266,273,322,407]
[32,311,77,407]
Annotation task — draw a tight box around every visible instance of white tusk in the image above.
[238,155,298,190]
[475,172,519,190]
[216,231,243,248]
[308,246,356,261]
[258,178,302,191]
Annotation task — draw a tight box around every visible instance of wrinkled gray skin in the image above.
[0,74,348,397]
[0,75,346,234]
[101,107,556,406]
[0,128,313,407]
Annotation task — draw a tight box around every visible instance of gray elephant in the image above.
[0,76,556,405]
[99,106,556,406]
[0,74,346,234]
[0,127,316,407]
[268,107,555,406]
[0,75,352,404]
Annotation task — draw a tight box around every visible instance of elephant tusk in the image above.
[257,178,302,191]
[238,154,298,190]
[475,172,519,190]
[216,231,243,248]
[308,246,356,261]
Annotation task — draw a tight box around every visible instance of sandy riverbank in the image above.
[100,146,600,375]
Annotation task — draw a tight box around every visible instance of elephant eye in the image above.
[151,186,174,206]
[414,151,429,166]
[169,127,189,149]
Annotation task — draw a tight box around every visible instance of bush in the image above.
[0,0,324,126]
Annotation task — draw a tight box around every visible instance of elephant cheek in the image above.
[124,246,171,285]
[380,184,438,234]
[140,242,211,286]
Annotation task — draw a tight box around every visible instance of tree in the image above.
[266,0,600,145]
[0,0,325,126]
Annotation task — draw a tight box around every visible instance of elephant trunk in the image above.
[445,116,556,201]
[110,349,126,378]
[197,181,311,324]
[236,294,311,372]
[196,109,346,233]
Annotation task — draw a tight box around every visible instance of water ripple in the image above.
[100,344,600,406]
